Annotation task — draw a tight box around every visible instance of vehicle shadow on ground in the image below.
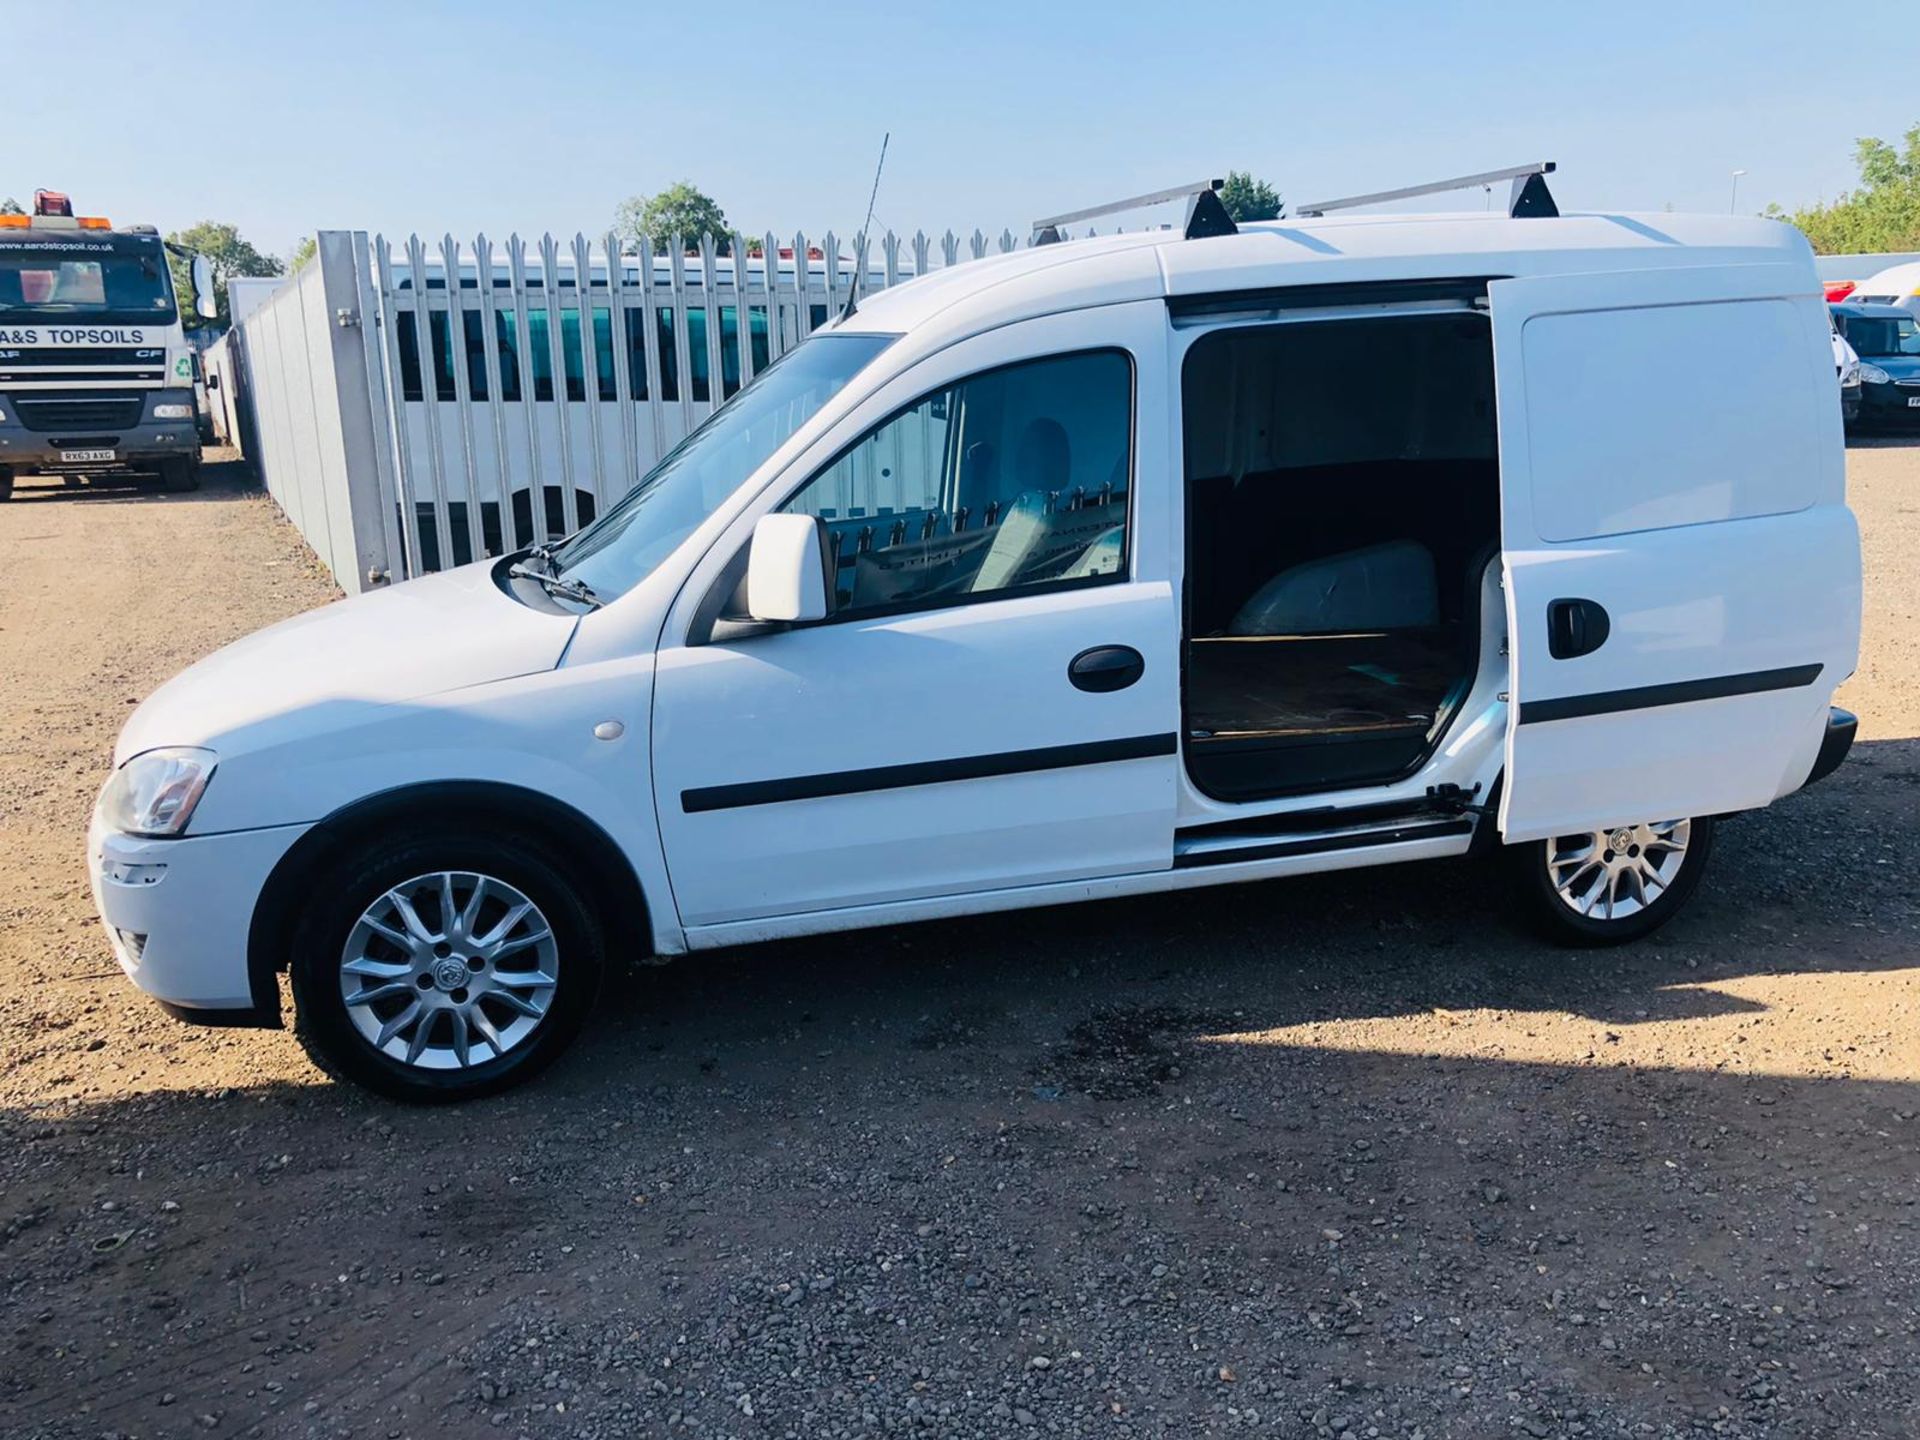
[5,738,1918,1436]
[1845,431,1920,449]
[584,731,1920,1059]
[6,450,258,506]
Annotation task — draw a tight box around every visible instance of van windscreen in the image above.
[547,332,895,601]
[1845,314,1920,358]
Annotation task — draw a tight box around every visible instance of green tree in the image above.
[1770,124,1920,254]
[1219,171,1282,223]
[614,181,732,254]
[164,220,285,329]
[0,197,22,216]
[289,235,317,273]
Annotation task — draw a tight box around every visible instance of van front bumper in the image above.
[87,815,312,1026]
[1857,382,1920,427]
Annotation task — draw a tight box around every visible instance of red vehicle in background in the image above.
[1825,281,1858,303]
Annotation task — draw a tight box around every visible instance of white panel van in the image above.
[90,180,1862,1100]
[1850,259,1920,317]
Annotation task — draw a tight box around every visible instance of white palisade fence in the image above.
[230,225,1058,593]
[224,233,1920,595]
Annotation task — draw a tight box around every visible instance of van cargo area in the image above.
[1182,311,1499,800]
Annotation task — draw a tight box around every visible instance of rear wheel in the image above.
[290,830,603,1102]
[160,456,200,493]
[1512,815,1714,946]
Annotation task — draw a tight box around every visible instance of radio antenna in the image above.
[841,131,890,321]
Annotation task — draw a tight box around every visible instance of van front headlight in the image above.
[1859,362,1892,386]
[151,403,195,419]
[99,747,217,836]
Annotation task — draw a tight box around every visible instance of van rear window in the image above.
[1521,299,1824,542]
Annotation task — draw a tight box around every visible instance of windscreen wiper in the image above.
[507,551,603,610]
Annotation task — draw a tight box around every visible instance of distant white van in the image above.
[90,170,1862,1100]
[1850,259,1920,317]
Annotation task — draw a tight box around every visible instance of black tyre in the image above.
[290,829,603,1102]
[0,468,12,502]
[160,457,201,493]
[1510,815,1715,947]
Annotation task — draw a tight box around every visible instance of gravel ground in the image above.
[2,441,1919,1439]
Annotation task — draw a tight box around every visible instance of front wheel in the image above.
[290,830,603,1102]
[0,467,12,502]
[1511,815,1715,946]
[160,457,201,493]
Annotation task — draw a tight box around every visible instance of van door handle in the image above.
[1546,598,1611,659]
[1068,645,1146,693]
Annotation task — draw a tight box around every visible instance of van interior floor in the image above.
[1181,311,1500,802]
[1185,628,1469,800]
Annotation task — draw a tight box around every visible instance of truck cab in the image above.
[88,174,1863,1101]
[0,190,217,500]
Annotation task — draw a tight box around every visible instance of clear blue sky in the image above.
[11,0,1916,260]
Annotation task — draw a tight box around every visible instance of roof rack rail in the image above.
[1294,161,1559,220]
[1031,178,1237,246]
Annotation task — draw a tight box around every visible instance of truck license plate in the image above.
[1908,397,1920,409]
[60,448,116,463]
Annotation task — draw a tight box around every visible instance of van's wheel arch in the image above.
[1509,814,1716,946]
[289,825,603,1101]
[249,784,652,1055]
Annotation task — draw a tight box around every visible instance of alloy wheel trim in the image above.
[1546,819,1692,922]
[338,870,559,1071]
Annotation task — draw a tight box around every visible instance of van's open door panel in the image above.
[1490,263,1861,844]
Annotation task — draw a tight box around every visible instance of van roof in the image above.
[837,211,1816,343]
[1854,259,1920,297]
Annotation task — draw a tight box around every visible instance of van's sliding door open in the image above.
[1488,264,1861,843]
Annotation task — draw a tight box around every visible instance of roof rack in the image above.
[1031,178,1237,246]
[1294,162,1558,220]
[1028,161,1560,249]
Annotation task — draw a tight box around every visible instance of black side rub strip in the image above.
[1517,664,1823,726]
[682,733,1179,813]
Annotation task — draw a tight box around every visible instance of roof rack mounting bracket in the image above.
[1031,178,1235,246]
[1295,161,1558,220]
[1182,186,1238,240]
[1507,169,1559,219]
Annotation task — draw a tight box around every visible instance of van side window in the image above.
[779,349,1132,616]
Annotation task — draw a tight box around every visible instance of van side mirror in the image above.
[746,513,832,623]
[190,255,218,320]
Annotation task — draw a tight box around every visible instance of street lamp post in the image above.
[1730,169,1748,214]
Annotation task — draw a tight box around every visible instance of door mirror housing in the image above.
[746,513,832,623]
[190,255,218,321]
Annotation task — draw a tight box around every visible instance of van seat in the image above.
[1229,539,1439,636]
